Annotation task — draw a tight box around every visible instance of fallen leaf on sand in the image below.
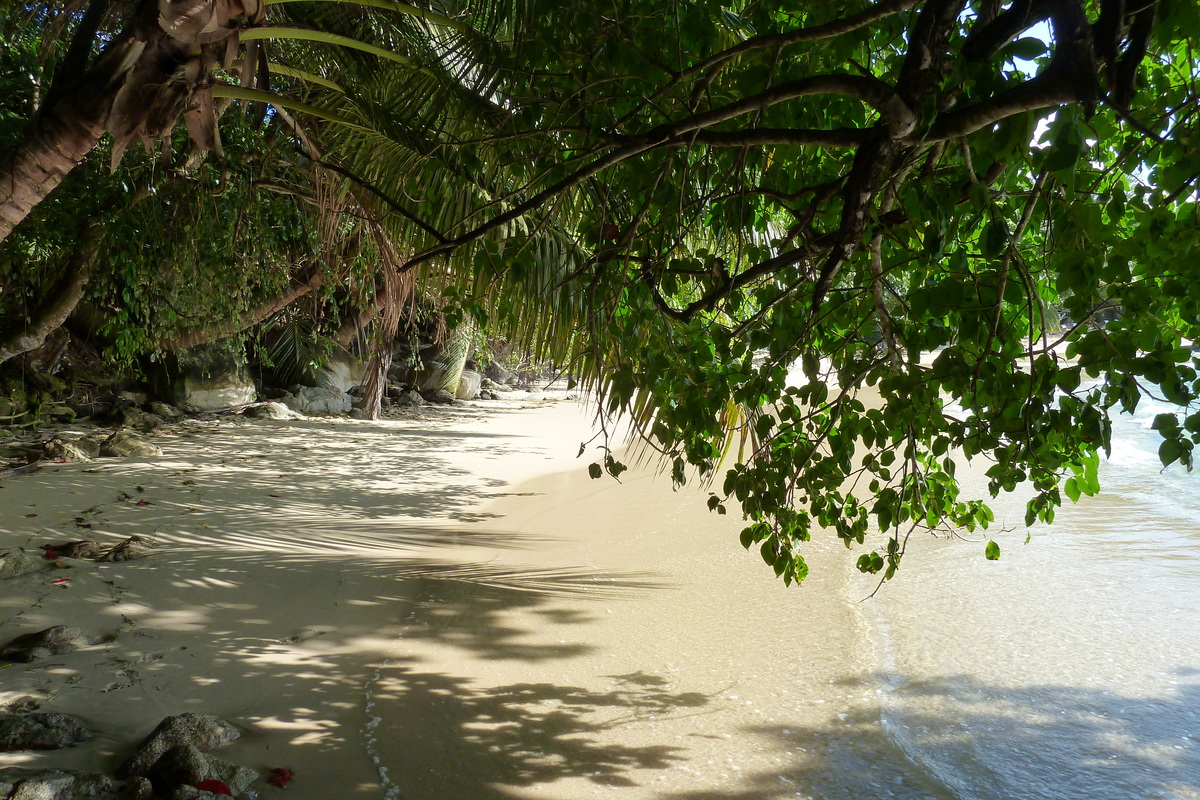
[135,499,151,506]
[25,513,37,518]
[195,779,233,796]
[52,578,70,585]
[269,494,283,498]
[42,545,58,559]
[268,767,293,788]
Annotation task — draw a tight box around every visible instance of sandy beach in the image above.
[0,397,949,800]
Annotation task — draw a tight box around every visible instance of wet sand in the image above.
[0,399,948,799]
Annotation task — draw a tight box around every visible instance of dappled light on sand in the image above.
[4,401,1195,798]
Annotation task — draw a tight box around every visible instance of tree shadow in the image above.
[364,664,706,799]
[659,670,1200,800]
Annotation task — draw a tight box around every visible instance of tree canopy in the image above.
[3,0,1200,584]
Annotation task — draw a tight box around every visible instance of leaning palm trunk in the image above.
[0,0,266,247]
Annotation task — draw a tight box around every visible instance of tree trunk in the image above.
[0,0,266,246]
[0,97,109,247]
[158,268,323,351]
[0,15,153,247]
[0,225,100,365]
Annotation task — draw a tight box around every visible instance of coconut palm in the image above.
[0,0,510,246]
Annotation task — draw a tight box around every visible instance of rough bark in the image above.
[0,0,267,247]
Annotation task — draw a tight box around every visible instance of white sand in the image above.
[0,398,946,799]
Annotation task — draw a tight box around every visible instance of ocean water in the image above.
[857,394,1200,800]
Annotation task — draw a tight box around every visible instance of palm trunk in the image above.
[0,96,109,246]
[0,14,154,247]
[0,0,261,247]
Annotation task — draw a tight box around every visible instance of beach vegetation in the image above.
[2,0,1199,582]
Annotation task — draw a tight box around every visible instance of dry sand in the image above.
[0,397,948,800]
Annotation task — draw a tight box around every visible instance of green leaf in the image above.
[985,540,1001,561]
[1008,37,1048,60]
[1159,438,1184,467]
[588,462,603,479]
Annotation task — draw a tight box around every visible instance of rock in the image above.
[348,407,367,419]
[47,540,104,559]
[170,786,230,800]
[99,536,155,563]
[160,345,257,413]
[148,401,183,420]
[117,389,150,407]
[42,437,94,463]
[0,767,120,799]
[1,626,93,663]
[120,714,240,778]
[0,713,92,751]
[76,439,103,458]
[452,399,471,407]
[315,348,367,393]
[426,389,455,405]
[281,386,352,416]
[386,385,405,401]
[100,431,162,458]
[0,549,39,580]
[395,389,423,407]
[243,402,300,421]
[456,369,482,400]
[485,362,515,383]
[146,744,259,795]
[115,408,163,431]
[46,405,76,423]
[126,776,154,800]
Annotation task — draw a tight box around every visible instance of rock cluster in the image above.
[0,713,261,799]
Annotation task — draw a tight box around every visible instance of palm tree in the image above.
[0,0,503,246]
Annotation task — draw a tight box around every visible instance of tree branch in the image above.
[158,267,323,351]
[912,67,1077,142]
[683,0,923,80]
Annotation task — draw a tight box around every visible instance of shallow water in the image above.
[858,396,1200,800]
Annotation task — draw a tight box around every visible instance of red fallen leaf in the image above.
[52,578,70,585]
[78,523,93,529]
[278,474,290,478]
[135,499,151,506]
[269,494,282,498]
[42,545,59,559]
[267,767,293,788]
[194,779,233,796]
[25,513,37,518]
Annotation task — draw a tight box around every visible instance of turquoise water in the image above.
[860,394,1200,800]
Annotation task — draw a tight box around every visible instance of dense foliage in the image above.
[431,0,1200,583]
[2,0,1199,583]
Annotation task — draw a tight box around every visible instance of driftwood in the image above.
[0,462,43,480]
